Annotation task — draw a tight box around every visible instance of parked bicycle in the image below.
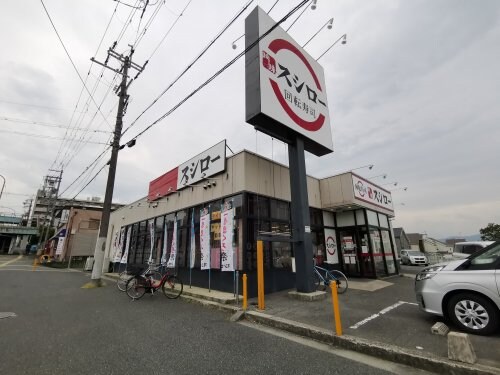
[126,269,183,300]
[116,262,162,292]
[313,264,348,294]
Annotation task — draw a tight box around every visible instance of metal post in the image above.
[242,273,248,310]
[257,240,265,310]
[288,136,315,293]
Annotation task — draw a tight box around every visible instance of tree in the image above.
[479,223,500,241]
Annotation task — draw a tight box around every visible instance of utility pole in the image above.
[87,46,146,287]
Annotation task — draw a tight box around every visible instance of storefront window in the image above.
[355,210,365,225]
[381,230,395,274]
[322,211,334,227]
[154,216,164,263]
[370,229,386,276]
[270,199,289,221]
[309,208,323,226]
[378,214,389,229]
[359,229,374,276]
[272,241,292,269]
[367,210,379,226]
[135,221,147,264]
[248,194,269,217]
[337,211,355,227]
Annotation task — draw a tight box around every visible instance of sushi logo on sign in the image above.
[262,39,327,132]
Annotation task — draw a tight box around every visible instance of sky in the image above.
[0,0,499,240]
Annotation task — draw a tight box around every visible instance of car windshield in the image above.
[408,251,422,256]
[470,242,500,265]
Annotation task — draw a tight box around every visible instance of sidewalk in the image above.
[105,272,500,375]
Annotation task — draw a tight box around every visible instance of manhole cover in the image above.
[0,312,17,319]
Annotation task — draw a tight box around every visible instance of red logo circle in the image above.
[326,236,336,256]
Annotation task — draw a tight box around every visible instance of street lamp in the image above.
[302,18,333,48]
[352,164,374,171]
[367,174,387,180]
[286,0,317,32]
[0,174,5,201]
[316,33,347,61]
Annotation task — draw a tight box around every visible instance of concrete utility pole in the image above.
[87,47,146,287]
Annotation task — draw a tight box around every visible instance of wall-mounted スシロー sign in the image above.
[245,6,333,156]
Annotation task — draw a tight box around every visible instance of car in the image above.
[451,241,494,259]
[400,249,429,266]
[415,241,500,335]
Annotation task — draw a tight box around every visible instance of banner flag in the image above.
[160,221,168,265]
[55,237,65,256]
[189,208,196,268]
[166,216,178,268]
[120,227,131,264]
[200,209,210,270]
[112,230,121,263]
[148,221,155,264]
[221,207,234,271]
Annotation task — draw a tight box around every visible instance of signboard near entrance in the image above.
[245,6,333,156]
[324,228,338,264]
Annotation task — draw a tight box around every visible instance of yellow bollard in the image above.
[257,240,265,310]
[242,274,248,311]
[330,282,343,336]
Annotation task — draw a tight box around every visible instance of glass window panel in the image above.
[248,194,269,217]
[272,241,292,269]
[323,211,334,227]
[270,199,290,221]
[336,211,355,227]
[309,208,322,226]
[355,210,365,225]
[381,230,393,254]
[378,213,389,228]
[224,194,243,217]
[367,210,379,226]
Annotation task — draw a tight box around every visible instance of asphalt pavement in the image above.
[0,254,433,375]
[2,254,499,375]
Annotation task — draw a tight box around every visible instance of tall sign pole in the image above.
[86,47,146,287]
[245,6,333,293]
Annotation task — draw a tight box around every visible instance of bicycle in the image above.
[126,269,183,300]
[313,265,348,294]
[116,263,162,292]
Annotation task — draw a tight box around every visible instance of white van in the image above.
[452,241,494,259]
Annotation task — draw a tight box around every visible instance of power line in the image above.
[121,0,253,137]
[125,0,309,145]
[40,0,112,129]
[66,1,309,200]
[0,129,110,144]
[0,116,111,134]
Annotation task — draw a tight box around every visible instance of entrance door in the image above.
[339,230,360,276]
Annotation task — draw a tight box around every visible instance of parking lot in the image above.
[252,273,500,368]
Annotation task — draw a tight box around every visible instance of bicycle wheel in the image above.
[329,270,348,294]
[162,275,183,299]
[126,276,147,300]
[117,271,133,292]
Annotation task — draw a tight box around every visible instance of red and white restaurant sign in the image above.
[352,174,394,213]
[245,6,333,156]
[324,228,339,264]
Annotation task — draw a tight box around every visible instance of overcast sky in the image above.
[1,0,499,239]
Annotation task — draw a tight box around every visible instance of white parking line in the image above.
[349,301,417,329]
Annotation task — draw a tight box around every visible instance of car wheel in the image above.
[447,293,499,335]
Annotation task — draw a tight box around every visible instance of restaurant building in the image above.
[104,142,397,296]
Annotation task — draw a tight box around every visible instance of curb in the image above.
[244,311,500,375]
[180,294,500,375]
